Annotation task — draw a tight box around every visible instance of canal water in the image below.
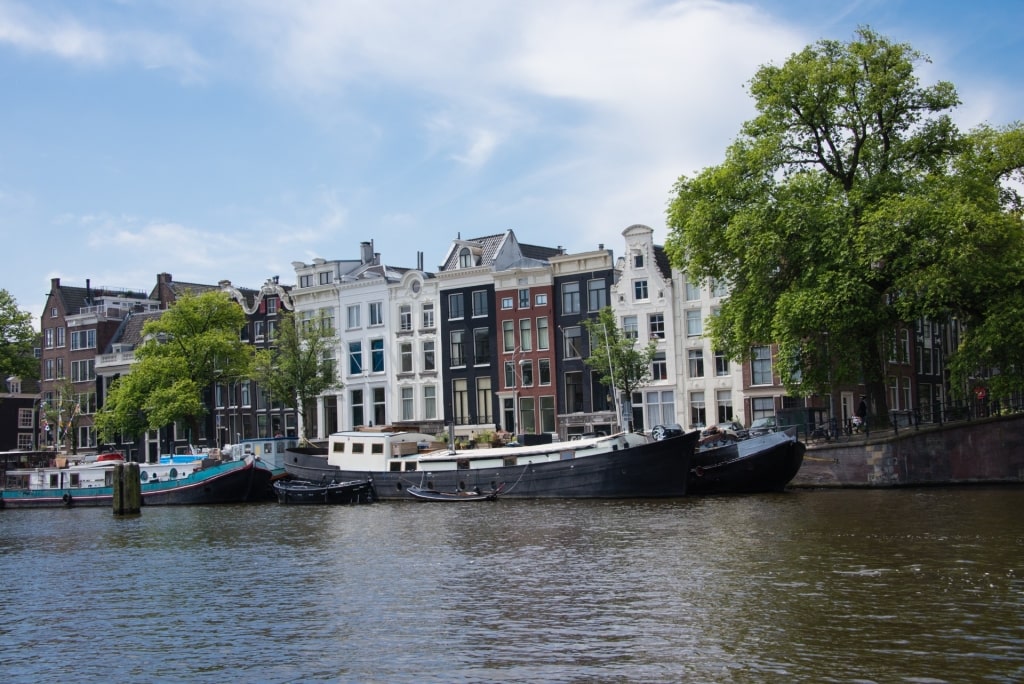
[1,487,1021,683]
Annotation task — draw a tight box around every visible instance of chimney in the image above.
[360,241,373,264]
[417,251,423,271]
[86,279,92,304]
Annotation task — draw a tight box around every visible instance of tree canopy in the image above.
[583,307,658,431]
[95,290,250,445]
[250,310,340,440]
[665,27,1024,420]
[0,289,38,382]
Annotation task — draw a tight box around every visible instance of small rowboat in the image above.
[406,484,503,502]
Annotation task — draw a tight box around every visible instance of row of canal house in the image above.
[33,223,954,460]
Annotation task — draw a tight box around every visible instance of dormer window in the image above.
[459,247,473,268]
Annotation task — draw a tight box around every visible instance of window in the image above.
[319,307,334,333]
[535,293,548,306]
[448,293,464,320]
[474,328,490,365]
[348,341,363,375]
[539,358,551,385]
[472,290,488,317]
[450,330,465,366]
[299,274,313,287]
[688,349,704,378]
[521,361,534,387]
[369,302,384,327]
[751,345,773,385]
[712,278,729,297]
[459,247,473,268]
[504,360,516,388]
[752,397,775,421]
[371,339,384,372]
[633,252,644,268]
[690,391,706,428]
[502,297,514,310]
[685,279,701,301]
[652,352,667,380]
[424,385,437,419]
[44,359,54,380]
[715,350,730,376]
[476,377,493,423]
[254,320,265,340]
[519,318,533,351]
[241,381,251,407]
[56,327,66,348]
[266,297,278,315]
[646,390,675,426]
[634,279,649,301]
[399,304,412,331]
[373,387,386,426]
[563,326,582,358]
[502,320,515,352]
[44,328,53,348]
[537,317,550,350]
[519,397,536,434]
[347,305,361,329]
[72,330,97,350]
[400,343,413,373]
[71,359,96,383]
[561,282,580,314]
[351,389,364,427]
[649,313,665,339]
[401,387,414,420]
[717,390,733,423]
[423,341,435,371]
[623,316,638,339]
[17,433,33,450]
[452,379,468,425]
[422,302,434,329]
[565,372,583,413]
[519,288,530,308]
[18,408,33,429]
[540,396,556,433]
[587,279,606,312]
[685,310,702,337]
[56,358,64,379]
[319,271,332,285]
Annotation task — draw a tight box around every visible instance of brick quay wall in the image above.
[792,413,1024,488]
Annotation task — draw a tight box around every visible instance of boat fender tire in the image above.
[62,493,72,505]
[693,466,705,478]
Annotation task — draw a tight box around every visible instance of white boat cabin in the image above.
[325,430,648,474]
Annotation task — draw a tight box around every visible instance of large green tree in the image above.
[665,27,1024,423]
[95,291,249,445]
[0,289,38,381]
[582,307,658,432]
[250,310,340,441]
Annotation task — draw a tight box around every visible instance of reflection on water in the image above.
[1,488,1022,683]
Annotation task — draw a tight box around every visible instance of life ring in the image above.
[693,466,705,478]
[62,492,72,506]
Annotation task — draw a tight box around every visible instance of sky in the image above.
[1,0,1022,324]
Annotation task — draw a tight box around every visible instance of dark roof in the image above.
[653,245,672,280]
[106,310,164,352]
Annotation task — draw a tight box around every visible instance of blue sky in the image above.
[2,0,1021,323]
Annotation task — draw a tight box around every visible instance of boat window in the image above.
[389,462,401,472]
[352,443,365,454]
[503,456,517,467]
[405,462,417,472]
[140,471,148,481]
[371,443,384,454]
[332,442,346,453]
[48,473,58,487]
[170,468,178,478]
[263,442,272,453]
[457,459,470,470]
[70,473,80,487]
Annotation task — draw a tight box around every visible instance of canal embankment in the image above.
[792,412,1024,487]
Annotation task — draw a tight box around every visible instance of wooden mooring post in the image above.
[112,461,141,515]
